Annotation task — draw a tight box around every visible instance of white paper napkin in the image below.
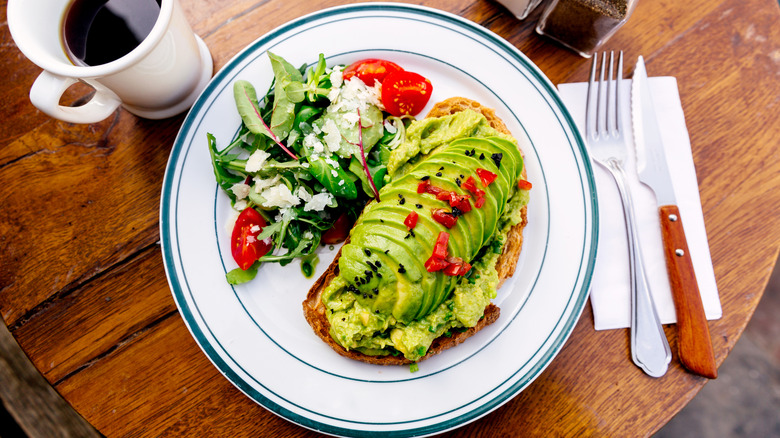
[557,77,722,330]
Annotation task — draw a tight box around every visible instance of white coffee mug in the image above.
[7,0,213,123]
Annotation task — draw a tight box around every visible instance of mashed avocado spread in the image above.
[320,110,530,361]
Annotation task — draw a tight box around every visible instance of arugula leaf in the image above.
[257,234,313,265]
[233,79,298,160]
[268,52,304,140]
[306,155,358,200]
[207,133,244,200]
[256,220,284,241]
[348,156,386,198]
[305,54,329,102]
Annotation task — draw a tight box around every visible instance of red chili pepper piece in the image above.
[462,176,478,192]
[462,176,486,208]
[443,262,462,276]
[450,194,472,213]
[435,190,452,201]
[517,179,533,190]
[426,231,471,276]
[426,184,444,196]
[426,231,451,272]
[432,208,458,228]
[476,168,497,187]
[432,231,449,259]
[404,211,419,230]
[434,190,472,213]
[418,179,446,196]
[445,256,464,265]
[441,256,472,276]
[425,256,449,272]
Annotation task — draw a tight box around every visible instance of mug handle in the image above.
[30,70,122,124]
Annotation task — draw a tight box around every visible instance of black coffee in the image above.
[63,0,163,66]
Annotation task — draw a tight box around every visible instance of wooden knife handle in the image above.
[659,205,718,378]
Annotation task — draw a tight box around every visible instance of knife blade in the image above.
[632,56,718,379]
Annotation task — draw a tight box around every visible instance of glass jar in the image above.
[495,0,545,20]
[535,0,639,57]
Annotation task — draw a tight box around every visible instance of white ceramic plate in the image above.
[160,3,597,437]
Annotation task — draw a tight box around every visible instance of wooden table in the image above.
[2,0,779,436]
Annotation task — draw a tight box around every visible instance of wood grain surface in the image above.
[2,0,779,436]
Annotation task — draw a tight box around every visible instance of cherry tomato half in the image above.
[231,208,272,270]
[322,212,353,244]
[381,70,433,117]
[342,59,403,85]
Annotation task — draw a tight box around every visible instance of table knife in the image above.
[631,57,717,379]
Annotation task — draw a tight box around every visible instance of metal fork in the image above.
[586,51,671,378]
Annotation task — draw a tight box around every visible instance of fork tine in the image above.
[597,52,607,137]
[607,51,615,134]
[585,53,598,141]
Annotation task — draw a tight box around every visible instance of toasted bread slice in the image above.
[303,97,528,365]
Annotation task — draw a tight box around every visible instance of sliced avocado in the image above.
[324,120,528,357]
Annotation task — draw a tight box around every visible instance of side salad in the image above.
[208,53,433,284]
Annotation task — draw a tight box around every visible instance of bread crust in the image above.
[302,97,528,364]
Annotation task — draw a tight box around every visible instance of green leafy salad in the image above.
[207,53,433,284]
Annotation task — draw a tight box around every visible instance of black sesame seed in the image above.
[491,152,503,168]
[439,166,444,171]
[373,288,379,293]
[398,193,403,198]
[436,172,442,177]
[404,233,411,239]
[479,153,485,160]
[380,219,384,223]
[415,203,423,209]
[364,248,372,257]
[451,206,463,217]
[375,261,382,267]
[399,197,406,205]
[384,249,390,254]
[421,175,430,181]
[455,178,461,187]
[398,264,406,274]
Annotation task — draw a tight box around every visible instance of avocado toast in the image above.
[303,97,530,364]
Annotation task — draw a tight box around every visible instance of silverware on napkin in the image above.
[632,56,718,379]
[586,51,671,378]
